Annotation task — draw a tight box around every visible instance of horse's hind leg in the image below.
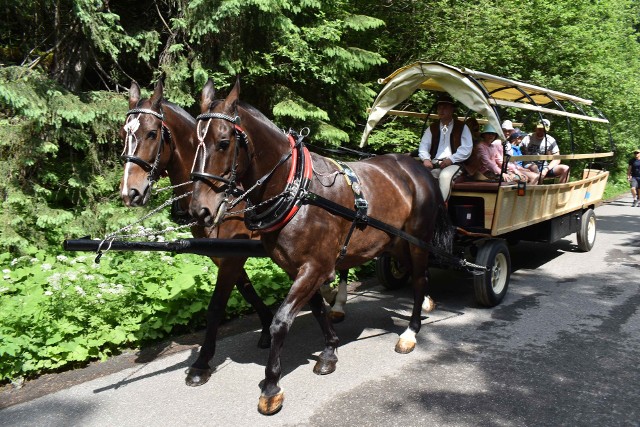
[328,269,349,323]
[186,258,246,387]
[396,249,429,354]
[235,269,273,348]
[308,291,339,374]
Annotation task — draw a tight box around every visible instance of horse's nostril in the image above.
[199,207,211,220]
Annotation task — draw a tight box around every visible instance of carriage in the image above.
[63,62,613,415]
[366,61,613,306]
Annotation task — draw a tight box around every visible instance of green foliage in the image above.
[0,247,289,383]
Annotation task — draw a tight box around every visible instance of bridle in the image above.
[121,107,171,186]
[190,110,312,231]
[190,111,250,198]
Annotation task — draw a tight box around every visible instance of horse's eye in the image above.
[218,140,230,150]
[147,130,158,140]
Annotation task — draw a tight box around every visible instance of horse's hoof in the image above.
[258,391,284,415]
[257,332,271,349]
[422,296,436,313]
[185,367,212,387]
[313,357,337,375]
[329,311,345,324]
[395,338,416,354]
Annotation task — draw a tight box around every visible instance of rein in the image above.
[122,107,171,186]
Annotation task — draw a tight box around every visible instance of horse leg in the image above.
[422,269,436,313]
[328,269,349,323]
[234,269,273,349]
[396,250,429,354]
[308,292,339,374]
[185,258,240,387]
[258,265,336,415]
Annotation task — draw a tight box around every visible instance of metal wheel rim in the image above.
[587,216,596,244]
[491,253,508,294]
[390,259,407,279]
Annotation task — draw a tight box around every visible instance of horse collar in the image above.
[245,131,313,232]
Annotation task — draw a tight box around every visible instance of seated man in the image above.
[418,93,473,201]
[520,119,570,183]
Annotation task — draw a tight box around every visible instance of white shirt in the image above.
[418,119,473,163]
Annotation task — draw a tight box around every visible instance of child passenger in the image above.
[472,125,534,183]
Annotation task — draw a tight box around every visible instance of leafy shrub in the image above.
[0,246,291,383]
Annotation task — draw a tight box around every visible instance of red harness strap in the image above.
[261,133,312,233]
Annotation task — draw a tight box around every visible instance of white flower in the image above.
[2,269,10,274]
[83,274,95,281]
[96,293,102,299]
[65,272,78,282]
[44,290,53,296]
[41,263,52,271]
[75,286,86,296]
[56,255,68,262]
[0,286,9,293]
[11,259,18,266]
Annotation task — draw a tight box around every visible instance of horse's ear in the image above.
[129,81,141,109]
[150,79,164,108]
[201,79,216,112]
[227,76,240,111]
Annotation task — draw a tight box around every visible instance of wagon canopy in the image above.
[360,61,609,147]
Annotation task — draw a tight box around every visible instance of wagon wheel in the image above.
[473,239,511,307]
[576,208,596,252]
[376,254,410,290]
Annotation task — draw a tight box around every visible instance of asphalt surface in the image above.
[1,196,639,426]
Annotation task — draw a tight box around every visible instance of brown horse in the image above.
[189,79,453,415]
[119,81,274,387]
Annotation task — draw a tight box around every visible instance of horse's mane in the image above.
[237,101,284,136]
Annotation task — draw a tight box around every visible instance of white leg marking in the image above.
[330,278,348,315]
[399,328,417,343]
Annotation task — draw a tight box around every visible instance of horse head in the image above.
[189,78,252,227]
[119,80,171,207]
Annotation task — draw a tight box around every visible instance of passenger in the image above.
[520,119,570,183]
[465,117,481,143]
[470,124,522,182]
[418,93,473,201]
[501,120,516,155]
[508,130,526,166]
[628,149,640,207]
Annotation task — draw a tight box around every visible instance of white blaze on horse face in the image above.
[121,116,141,198]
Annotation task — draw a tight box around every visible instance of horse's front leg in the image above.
[396,252,429,354]
[234,268,273,349]
[185,258,241,387]
[258,265,336,415]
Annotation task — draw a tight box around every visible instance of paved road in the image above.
[2,196,639,426]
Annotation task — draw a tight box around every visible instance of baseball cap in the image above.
[536,119,551,130]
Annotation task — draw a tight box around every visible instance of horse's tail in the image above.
[431,202,455,257]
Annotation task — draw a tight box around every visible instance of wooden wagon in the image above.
[364,61,613,306]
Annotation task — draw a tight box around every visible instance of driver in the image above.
[418,93,473,201]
